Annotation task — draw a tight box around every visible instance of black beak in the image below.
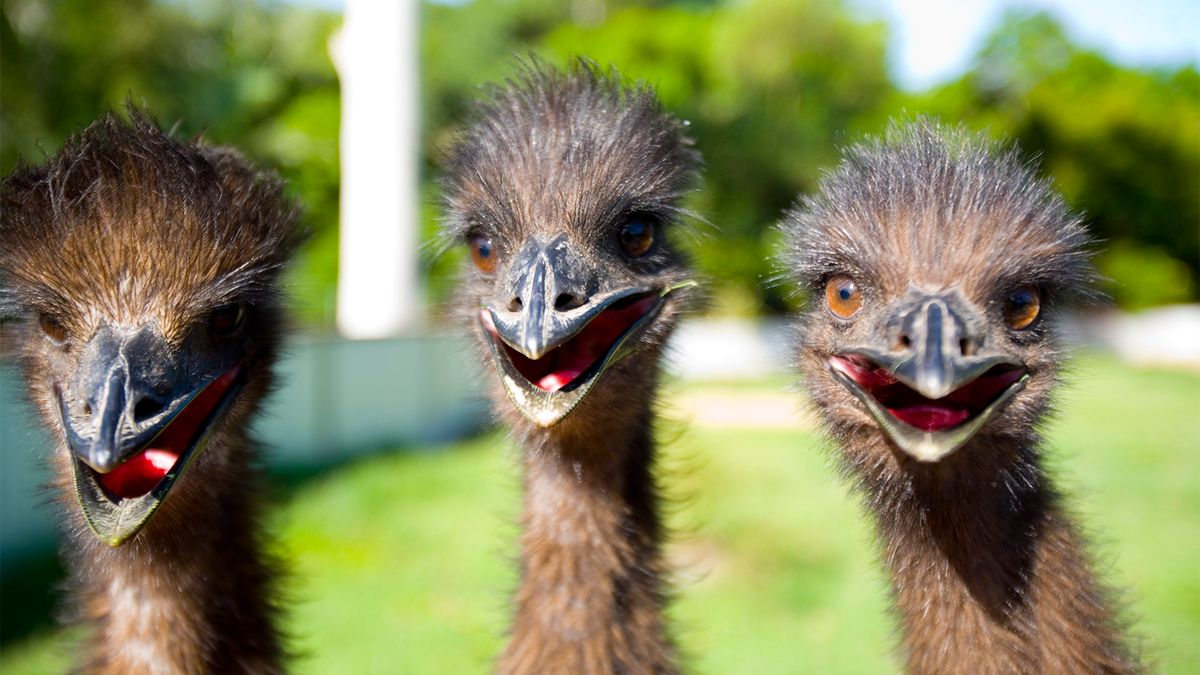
[478,233,692,427]
[58,327,195,474]
[55,325,242,545]
[846,294,1019,400]
[830,291,1027,462]
[486,233,602,360]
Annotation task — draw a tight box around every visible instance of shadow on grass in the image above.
[0,437,480,648]
[0,549,66,647]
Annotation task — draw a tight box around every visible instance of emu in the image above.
[780,120,1140,673]
[1,112,302,673]
[441,62,700,674]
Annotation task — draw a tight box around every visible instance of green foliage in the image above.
[420,2,1197,314]
[0,0,342,328]
[422,0,894,314]
[3,1,1195,327]
[417,0,577,317]
[911,11,1200,306]
[1096,240,1196,308]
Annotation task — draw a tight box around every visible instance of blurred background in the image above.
[1,0,1197,672]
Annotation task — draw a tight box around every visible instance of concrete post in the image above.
[331,0,422,338]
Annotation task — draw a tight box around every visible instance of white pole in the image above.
[331,0,422,338]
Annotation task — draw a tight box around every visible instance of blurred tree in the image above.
[420,0,893,314]
[417,0,712,309]
[913,11,1200,307]
[422,2,1198,312]
[5,1,1194,320]
[0,0,342,328]
[418,0,575,310]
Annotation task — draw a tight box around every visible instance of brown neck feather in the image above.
[56,436,284,675]
[856,437,1139,674]
[498,403,676,675]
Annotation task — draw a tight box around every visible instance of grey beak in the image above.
[485,233,610,360]
[55,324,243,546]
[58,326,195,474]
[848,293,1018,400]
[830,290,1030,462]
[73,368,127,473]
[498,254,553,359]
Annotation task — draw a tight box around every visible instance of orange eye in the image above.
[470,234,496,274]
[39,313,68,343]
[824,275,862,318]
[208,304,245,337]
[619,217,655,258]
[1003,286,1040,330]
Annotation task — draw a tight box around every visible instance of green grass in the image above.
[1,353,1197,673]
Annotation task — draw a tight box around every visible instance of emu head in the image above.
[442,62,700,430]
[0,112,302,545]
[782,120,1096,467]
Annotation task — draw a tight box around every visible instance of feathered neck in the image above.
[55,432,285,674]
[497,395,677,675]
[852,436,1139,674]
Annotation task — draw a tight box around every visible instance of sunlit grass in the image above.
[1,353,1196,673]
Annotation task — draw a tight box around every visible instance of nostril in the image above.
[555,293,585,311]
[507,297,523,312]
[82,402,93,417]
[959,338,972,356]
[897,334,912,350]
[133,397,166,423]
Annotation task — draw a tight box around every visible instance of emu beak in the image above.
[479,234,693,426]
[829,292,1028,462]
[487,284,660,363]
[56,326,243,546]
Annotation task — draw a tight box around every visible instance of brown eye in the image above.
[824,275,862,318]
[39,313,68,343]
[1003,286,1041,330]
[470,234,496,274]
[208,304,245,337]
[619,217,655,258]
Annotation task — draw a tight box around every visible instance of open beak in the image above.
[478,234,692,426]
[481,284,690,427]
[56,327,243,546]
[828,294,1028,462]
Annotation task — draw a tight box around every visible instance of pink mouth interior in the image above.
[831,355,1024,431]
[483,294,657,393]
[96,368,239,500]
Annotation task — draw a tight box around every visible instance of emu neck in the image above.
[865,443,1137,674]
[57,438,283,675]
[499,409,676,675]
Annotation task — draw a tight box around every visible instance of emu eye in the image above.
[1003,286,1041,330]
[470,234,496,274]
[618,217,655,258]
[824,275,862,319]
[208,304,246,337]
[39,313,68,344]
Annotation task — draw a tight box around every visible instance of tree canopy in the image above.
[2,0,1195,327]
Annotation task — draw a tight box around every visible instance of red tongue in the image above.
[537,370,583,392]
[888,405,971,431]
[483,296,657,394]
[533,296,656,392]
[97,449,179,499]
[95,368,239,500]
[831,355,1023,433]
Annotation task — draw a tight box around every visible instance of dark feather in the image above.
[780,119,1140,674]
[1,108,300,673]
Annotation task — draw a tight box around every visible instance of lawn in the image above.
[1,353,1197,673]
